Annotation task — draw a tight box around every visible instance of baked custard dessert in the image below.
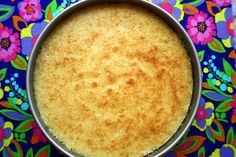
[34,3,193,157]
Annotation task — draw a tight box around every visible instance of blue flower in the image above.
[21,21,48,55]
[152,0,182,21]
[210,144,236,157]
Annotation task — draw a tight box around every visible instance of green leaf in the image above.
[14,132,19,139]
[2,150,7,157]
[202,90,230,101]
[6,140,23,157]
[7,98,32,118]
[0,109,30,121]
[220,113,226,119]
[0,5,15,22]
[216,99,233,112]
[35,145,51,157]
[223,58,235,76]
[174,130,189,149]
[207,38,226,53]
[226,127,234,145]
[19,133,25,139]
[206,79,232,98]
[10,55,27,71]
[232,72,236,86]
[198,50,205,62]
[21,89,27,98]
[26,148,34,157]
[45,0,57,20]
[15,118,34,132]
[0,68,7,81]
[198,146,205,157]
[181,0,205,6]
[175,136,205,154]
[206,128,216,143]
[209,119,225,142]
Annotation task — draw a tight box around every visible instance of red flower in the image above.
[31,122,47,144]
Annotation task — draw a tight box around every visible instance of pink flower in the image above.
[0,27,20,62]
[186,11,216,45]
[18,0,42,22]
[213,0,231,7]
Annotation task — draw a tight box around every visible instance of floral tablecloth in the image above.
[0,0,235,157]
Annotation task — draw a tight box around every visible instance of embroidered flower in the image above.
[0,117,14,151]
[21,21,48,56]
[210,144,236,157]
[152,0,183,21]
[0,27,20,62]
[215,8,235,48]
[192,97,214,131]
[213,0,231,7]
[31,122,47,144]
[187,11,216,45]
[18,0,42,22]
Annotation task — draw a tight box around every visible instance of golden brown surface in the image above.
[34,4,193,157]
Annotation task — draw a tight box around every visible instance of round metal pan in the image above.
[26,0,202,156]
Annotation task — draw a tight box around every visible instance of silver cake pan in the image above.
[26,0,202,156]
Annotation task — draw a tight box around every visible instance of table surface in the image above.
[0,0,235,157]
